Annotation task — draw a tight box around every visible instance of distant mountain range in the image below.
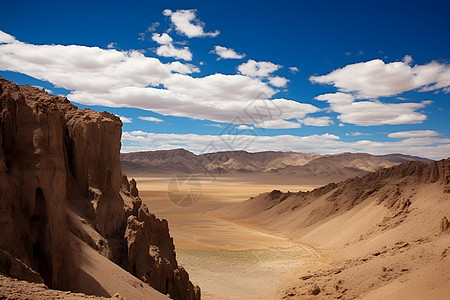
[120,149,432,180]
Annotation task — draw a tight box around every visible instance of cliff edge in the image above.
[0,77,200,300]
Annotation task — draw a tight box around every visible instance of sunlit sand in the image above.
[136,175,321,299]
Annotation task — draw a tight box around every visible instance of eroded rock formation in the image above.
[0,77,200,299]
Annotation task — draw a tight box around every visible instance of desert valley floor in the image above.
[133,169,450,300]
[136,175,331,299]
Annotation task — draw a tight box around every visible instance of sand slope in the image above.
[214,159,450,299]
[70,234,168,300]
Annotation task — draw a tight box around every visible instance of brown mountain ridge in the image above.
[121,149,432,182]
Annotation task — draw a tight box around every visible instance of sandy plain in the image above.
[136,174,322,299]
[135,170,450,300]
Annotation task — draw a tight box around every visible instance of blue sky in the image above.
[1,0,449,159]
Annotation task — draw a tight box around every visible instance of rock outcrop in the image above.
[0,77,200,299]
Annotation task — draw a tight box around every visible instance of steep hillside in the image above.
[214,159,450,299]
[0,77,200,300]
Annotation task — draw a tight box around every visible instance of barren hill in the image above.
[0,77,199,300]
[121,149,431,182]
[214,159,450,299]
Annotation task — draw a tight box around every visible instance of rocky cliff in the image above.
[0,77,200,300]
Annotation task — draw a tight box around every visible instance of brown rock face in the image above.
[0,77,200,299]
[124,204,200,300]
[0,79,75,290]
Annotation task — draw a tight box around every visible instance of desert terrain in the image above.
[1,77,449,300]
[132,158,450,299]
[136,175,322,299]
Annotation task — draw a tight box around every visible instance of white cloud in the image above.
[148,22,160,31]
[255,119,301,129]
[68,83,319,126]
[138,116,163,123]
[235,124,254,130]
[0,32,174,92]
[388,130,439,139]
[269,76,289,87]
[310,57,450,98]
[0,30,326,129]
[107,42,117,49]
[204,123,224,128]
[121,131,450,160]
[316,92,431,126]
[164,9,219,38]
[238,59,281,77]
[299,116,333,127]
[0,30,15,44]
[138,22,161,41]
[122,131,340,153]
[211,45,245,59]
[117,115,132,123]
[167,61,200,74]
[152,33,173,45]
[403,55,413,65]
[346,132,371,136]
[289,66,299,73]
[156,43,192,61]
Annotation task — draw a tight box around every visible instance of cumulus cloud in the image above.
[68,84,319,126]
[403,55,413,65]
[255,119,301,129]
[152,33,173,45]
[122,131,340,153]
[388,130,439,139]
[299,116,333,127]
[235,124,254,130]
[163,9,219,38]
[0,30,177,92]
[138,116,163,123]
[238,59,281,77]
[346,132,372,136]
[310,57,450,98]
[121,131,450,160]
[0,30,320,128]
[204,123,224,128]
[117,115,132,123]
[316,92,431,126]
[156,43,192,61]
[211,45,245,59]
[107,42,117,49]
[167,61,200,74]
[289,66,299,73]
[0,31,15,44]
[269,76,289,87]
